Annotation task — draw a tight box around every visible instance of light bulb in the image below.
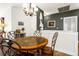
[34,7,38,11]
[32,3,36,8]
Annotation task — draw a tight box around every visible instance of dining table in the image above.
[12,36,48,55]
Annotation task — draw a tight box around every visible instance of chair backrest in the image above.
[51,32,58,49]
[0,32,3,38]
[7,31,15,40]
[0,32,3,44]
[33,30,42,36]
[0,39,21,56]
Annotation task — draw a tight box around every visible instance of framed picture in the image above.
[18,21,24,26]
[47,20,56,28]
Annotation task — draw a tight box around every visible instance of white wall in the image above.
[11,6,36,36]
[0,6,12,32]
[42,31,78,56]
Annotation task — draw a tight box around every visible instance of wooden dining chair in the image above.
[0,32,3,43]
[33,30,42,36]
[42,32,58,56]
[27,30,42,56]
[0,38,26,56]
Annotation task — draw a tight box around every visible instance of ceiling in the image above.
[36,3,70,14]
[0,3,79,15]
[36,3,79,15]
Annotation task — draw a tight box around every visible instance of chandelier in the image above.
[23,3,38,16]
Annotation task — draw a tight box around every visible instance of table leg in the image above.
[34,51,38,56]
[39,49,42,56]
[36,49,42,56]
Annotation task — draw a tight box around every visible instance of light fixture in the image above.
[23,3,38,16]
[0,17,6,32]
[0,17,7,38]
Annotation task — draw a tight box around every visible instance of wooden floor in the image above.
[28,50,71,56]
[53,50,71,56]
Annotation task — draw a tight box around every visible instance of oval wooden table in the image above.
[12,36,48,55]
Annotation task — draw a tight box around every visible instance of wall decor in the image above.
[39,12,44,30]
[18,21,24,26]
[58,5,70,13]
[37,7,44,31]
[47,20,56,28]
[43,9,79,30]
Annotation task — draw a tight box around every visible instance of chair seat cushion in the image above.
[42,46,53,55]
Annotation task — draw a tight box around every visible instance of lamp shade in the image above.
[0,23,6,27]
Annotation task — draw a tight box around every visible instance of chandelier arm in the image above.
[23,3,39,16]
